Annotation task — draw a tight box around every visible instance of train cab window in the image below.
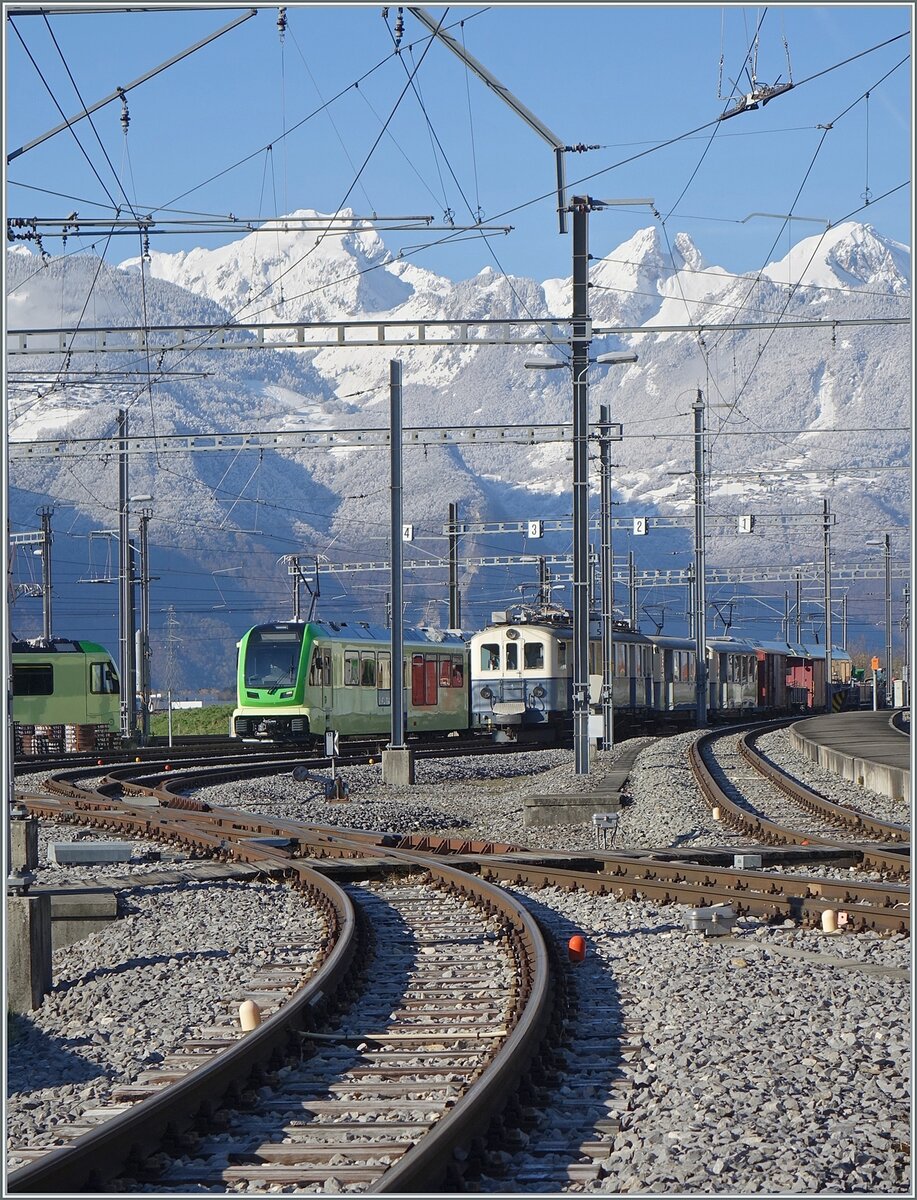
[308,648,331,687]
[360,653,376,687]
[90,662,119,695]
[481,643,500,671]
[524,642,544,670]
[505,643,518,670]
[13,664,53,696]
[344,652,360,686]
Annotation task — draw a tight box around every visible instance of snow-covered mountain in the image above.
[6,215,911,692]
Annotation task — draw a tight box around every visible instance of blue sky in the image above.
[5,3,913,282]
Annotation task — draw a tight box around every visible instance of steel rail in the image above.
[12,784,555,1193]
[740,726,909,843]
[6,857,357,1194]
[689,726,909,878]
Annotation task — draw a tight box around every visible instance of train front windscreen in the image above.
[243,625,305,692]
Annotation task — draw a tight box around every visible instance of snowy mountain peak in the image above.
[761,221,910,293]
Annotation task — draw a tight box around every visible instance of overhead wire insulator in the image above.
[277,6,286,42]
[394,7,404,46]
[118,87,129,134]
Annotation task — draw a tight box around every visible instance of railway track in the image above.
[689,724,909,878]
[9,728,909,1189]
[7,784,552,1194]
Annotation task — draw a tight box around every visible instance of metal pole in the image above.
[389,361,406,750]
[795,574,802,642]
[629,551,636,630]
[571,197,591,774]
[842,592,848,650]
[118,409,133,743]
[599,404,614,749]
[39,506,52,641]
[902,584,910,707]
[292,556,301,621]
[782,590,789,641]
[823,498,833,712]
[693,390,708,725]
[884,533,892,706]
[448,502,461,630]
[167,688,173,748]
[137,509,152,744]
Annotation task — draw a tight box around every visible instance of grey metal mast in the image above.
[389,361,405,751]
[693,390,708,724]
[38,506,52,641]
[599,404,615,749]
[118,409,133,742]
[571,197,591,773]
[823,498,834,710]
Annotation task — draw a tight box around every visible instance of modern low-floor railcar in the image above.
[232,620,469,743]
[11,638,120,729]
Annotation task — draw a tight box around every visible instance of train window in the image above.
[378,652,391,689]
[360,653,376,687]
[13,663,53,696]
[451,658,464,687]
[681,654,691,683]
[524,642,544,670]
[439,657,452,688]
[615,643,627,677]
[344,652,360,686]
[557,641,567,669]
[90,662,119,695]
[505,643,518,670]
[481,643,500,670]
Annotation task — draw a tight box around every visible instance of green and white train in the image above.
[232,620,468,743]
[11,638,120,728]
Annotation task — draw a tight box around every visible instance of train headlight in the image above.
[533,686,546,698]
[480,686,493,700]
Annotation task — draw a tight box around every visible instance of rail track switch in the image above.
[684,903,737,936]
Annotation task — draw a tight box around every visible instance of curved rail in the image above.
[689,725,908,879]
[7,856,357,1194]
[10,774,554,1193]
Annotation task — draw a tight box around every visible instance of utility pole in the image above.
[629,551,637,630]
[902,584,910,707]
[795,573,802,642]
[598,404,615,749]
[136,507,152,744]
[883,533,892,706]
[38,506,53,641]
[693,390,708,725]
[571,196,591,774]
[382,360,413,785]
[448,502,461,630]
[823,498,833,711]
[117,408,134,743]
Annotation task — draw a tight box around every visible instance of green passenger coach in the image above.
[232,620,469,743]
[12,638,120,729]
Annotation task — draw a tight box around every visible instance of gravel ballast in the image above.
[6,731,911,1193]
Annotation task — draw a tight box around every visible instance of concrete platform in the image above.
[789,710,911,804]
[524,740,645,827]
